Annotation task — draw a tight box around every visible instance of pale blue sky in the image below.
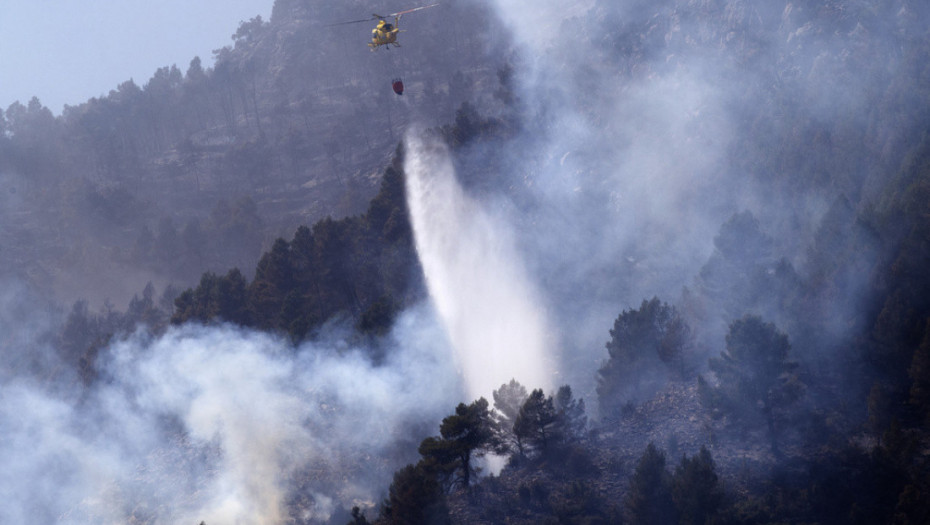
[1,0,272,114]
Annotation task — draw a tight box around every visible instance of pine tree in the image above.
[671,446,722,525]
[419,398,499,489]
[597,298,692,415]
[554,385,587,442]
[379,463,449,525]
[492,379,529,456]
[514,389,560,456]
[625,443,677,525]
[706,315,804,453]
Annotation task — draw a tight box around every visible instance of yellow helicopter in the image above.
[329,3,440,50]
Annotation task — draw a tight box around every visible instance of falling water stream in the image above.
[404,132,554,401]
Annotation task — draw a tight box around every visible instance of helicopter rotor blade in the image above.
[326,16,378,27]
[328,4,438,27]
[386,3,441,18]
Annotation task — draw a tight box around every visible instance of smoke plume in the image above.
[0,305,460,524]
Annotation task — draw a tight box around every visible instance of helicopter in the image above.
[329,3,440,50]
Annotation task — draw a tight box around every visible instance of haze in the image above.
[1,0,929,522]
[0,0,271,114]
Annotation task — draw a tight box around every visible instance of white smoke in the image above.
[404,131,555,401]
[0,304,460,524]
[449,0,905,401]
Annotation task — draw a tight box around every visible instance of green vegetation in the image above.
[171,151,420,342]
[597,297,693,414]
[702,316,804,454]
[4,0,930,523]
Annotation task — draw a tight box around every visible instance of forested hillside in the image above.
[350,0,930,523]
[2,0,930,524]
[0,0,505,306]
